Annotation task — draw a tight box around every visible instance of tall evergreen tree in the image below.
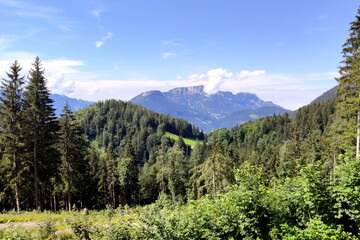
[118,142,139,205]
[336,7,360,159]
[105,144,117,208]
[191,147,234,199]
[0,61,25,212]
[23,57,58,210]
[57,103,86,211]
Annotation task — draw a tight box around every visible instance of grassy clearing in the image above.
[0,211,73,223]
[165,132,202,147]
[249,114,259,119]
[0,206,147,239]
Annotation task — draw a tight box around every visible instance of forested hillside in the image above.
[1,5,360,240]
[0,57,205,210]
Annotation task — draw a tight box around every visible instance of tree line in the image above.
[0,57,205,211]
[0,8,359,231]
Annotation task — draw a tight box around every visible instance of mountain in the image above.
[212,106,290,130]
[310,85,338,104]
[131,85,289,132]
[51,94,94,116]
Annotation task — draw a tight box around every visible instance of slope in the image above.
[131,85,288,132]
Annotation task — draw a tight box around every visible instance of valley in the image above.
[0,1,359,239]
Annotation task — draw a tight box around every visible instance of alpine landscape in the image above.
[0,1,360,240]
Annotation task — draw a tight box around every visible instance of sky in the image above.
[0,0,359,110]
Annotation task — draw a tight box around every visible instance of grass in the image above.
[165,132,202,147]
[0,207,142,239]
[210,113,224,119]
[249,114,259,119]
[0,211,73,223]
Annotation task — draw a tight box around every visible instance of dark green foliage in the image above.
[118,142,139,205]
[2,7,360,236]
[23,57,58,210]
[75,99,203,154]
[311,85,338,104]
[0,61,25,212]
[336,7,360,158]
[38,219,56,240]
[57,103,87,211]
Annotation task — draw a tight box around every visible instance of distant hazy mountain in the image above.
[51,94,94,116]
[131,85,289,132]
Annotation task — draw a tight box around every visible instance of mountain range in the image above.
[51,94,93,116]
[131,85,290,132]
[52,85,339,132]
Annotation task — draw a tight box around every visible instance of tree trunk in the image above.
[68,189,72,211]
[67,162,72,211]
[13,154,20,212]
[356,109,360,159]
[53,195,57,211]
[34,133,40,211]
[14,181,20,212]
[212,168,216,200]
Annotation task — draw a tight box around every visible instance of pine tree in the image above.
[336,7,360,159]
[105,144,117,208]
[0,61,25,212]
[118,142,139,205]
[57,103,86,211]
[23,57,58,210]
[191,147,234,199]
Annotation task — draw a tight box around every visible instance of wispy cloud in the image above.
[0,36,15,50]
[163,40,181,47]
[0,0,60,19]
[91,8,107,18]
[95,32,113,48]
[162,52,175,59]
[37,67,337,110]
[58,24,73,32]
[0,54,338,110]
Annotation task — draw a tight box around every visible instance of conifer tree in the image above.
[23,57,58,210]
[0,61,25,212]
[57,103,85,211]
[336,7,360,159]
[105,144,117,208]
[118,142,139,205]
[191,147,233,199]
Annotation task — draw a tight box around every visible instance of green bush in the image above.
[38,219,56,240]
[270,218,356,240]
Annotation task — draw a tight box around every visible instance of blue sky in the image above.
[0,0,358,110]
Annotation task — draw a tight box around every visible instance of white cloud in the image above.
[43,59,84,94]
[95,32,113,48]
[0,0,60,19]
[163,40,181,46]
[91,8,107,18]
[162,52,175,59]
[51,67,337,110]
[0,36,15,50]
[0,54,84,96]
[185,68,266,94]
[0,56,338,111]
[58,24,73,32]
[88,86,100,95]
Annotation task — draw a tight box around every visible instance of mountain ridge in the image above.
[131,85,289,132]
[51,94,94,116]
